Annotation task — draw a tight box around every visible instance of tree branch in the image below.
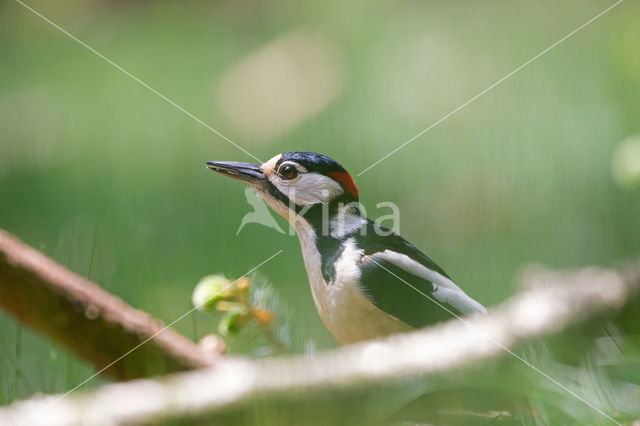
[1,256,637,425]
[0,230,219,380]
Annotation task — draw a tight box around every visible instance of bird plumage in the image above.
[207,152,486,345]
[297,214,485,343]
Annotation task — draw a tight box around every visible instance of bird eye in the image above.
[278,163,299,180]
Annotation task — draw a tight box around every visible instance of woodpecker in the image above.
[207,152,486,345]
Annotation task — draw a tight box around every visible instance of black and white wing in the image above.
[355,223,486,329]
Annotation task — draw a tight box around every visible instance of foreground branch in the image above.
[0,230,218,380]
[1,257,637,425]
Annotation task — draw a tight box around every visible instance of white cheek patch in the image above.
[271,172,344,205]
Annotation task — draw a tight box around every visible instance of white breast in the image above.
[294,223,411,345]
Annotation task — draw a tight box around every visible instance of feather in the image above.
[350,221,486,328]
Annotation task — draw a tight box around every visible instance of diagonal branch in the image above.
[1,255,637,425]
[0,230,219,381]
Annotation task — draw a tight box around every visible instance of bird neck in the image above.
[291,203,366,286]
[254,183,365,240]
[296,201,365,240]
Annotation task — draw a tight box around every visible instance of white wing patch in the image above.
[431,286,486,315]
[370,250,462,291]
[366,250,487,314]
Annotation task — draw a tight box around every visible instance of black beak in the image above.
[206,161,265,184]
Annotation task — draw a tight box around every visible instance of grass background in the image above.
[0,0,639,416]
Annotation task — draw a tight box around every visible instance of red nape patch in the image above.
[328,171,359,198]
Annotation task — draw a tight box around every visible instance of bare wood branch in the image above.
[1,257,637,426]
[0,230,219,380]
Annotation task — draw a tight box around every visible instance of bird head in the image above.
[207,152,360,227]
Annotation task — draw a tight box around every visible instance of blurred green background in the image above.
[1,0,639,406]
